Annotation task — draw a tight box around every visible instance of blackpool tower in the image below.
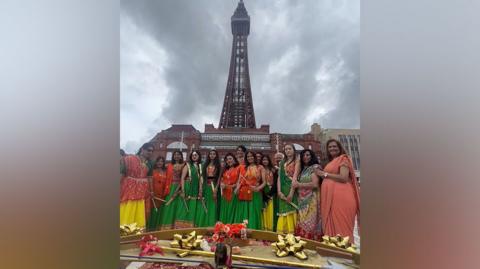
[218,0,256,129]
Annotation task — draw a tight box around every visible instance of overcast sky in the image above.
[121,0,359,153]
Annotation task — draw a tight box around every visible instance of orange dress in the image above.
[321,154,360,242]
[219,166,240,224]
[152,169,168,199]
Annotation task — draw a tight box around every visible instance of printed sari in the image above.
[295,166,322,240]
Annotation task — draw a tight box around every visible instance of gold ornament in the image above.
[321,235,359,254]
[170,231,204,257]
[271,233,308,260]
[120,223,144,236]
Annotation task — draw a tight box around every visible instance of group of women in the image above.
[120,139,360,243]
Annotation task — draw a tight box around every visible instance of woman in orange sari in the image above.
[120,143,154,228]
[218,153,240,224]
[234,151,265,229]
[147,156,167,231]
[317,139,360,243]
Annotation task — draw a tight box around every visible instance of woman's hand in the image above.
[314,167,326,178]
[286,194,293,203]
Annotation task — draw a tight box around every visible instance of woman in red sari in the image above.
[316,139,360,243]
[120,143,154,228]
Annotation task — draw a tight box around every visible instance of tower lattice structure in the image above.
[219,0,256,129]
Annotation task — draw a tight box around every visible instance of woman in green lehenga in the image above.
[234,151,265,229]
[218,153,240,224]
[276,144,300,234]
[159,151,185,230]
[174,150,202,228]
[197,149,221,227]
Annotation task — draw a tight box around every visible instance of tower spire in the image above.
[218,0,256,129]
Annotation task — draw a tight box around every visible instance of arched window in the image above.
[293,143,304,150]
[166,141,188,150]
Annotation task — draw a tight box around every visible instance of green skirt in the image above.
[235,191,262,229]
[174,180,199,228]
[219,195,238,224]
[147,200,162,231]
[196,186,217,227]
[158,183,180,230]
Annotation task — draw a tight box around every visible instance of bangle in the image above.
[323,172,328,179]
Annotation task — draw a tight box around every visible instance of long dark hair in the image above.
[261,155,274,171]
[170,150,184,164]
[236,145,247,153]
[203,149,221,179]
[255,152,264,165]
[326,139,348,162]
[245,151,256,166]
[189,150,202,165]
[223,153,238,168]
[262,155,278,203]
[137,142,154,155]
[154,156,166,170]
[299,149,319,172]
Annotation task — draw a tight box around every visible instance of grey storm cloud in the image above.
[121,0,359,152]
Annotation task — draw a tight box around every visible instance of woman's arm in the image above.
[277,173,286,200]
[120,157,126,177]
[296,172,320,189]
[256,167,266,191]
[292,157,301,182]
[316,166,349,183]
[180,165,188,195]
[213,167,224,199]
[148,174,154,195]
[198,164,203,198]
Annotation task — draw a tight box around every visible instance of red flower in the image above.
[138,234,164,257]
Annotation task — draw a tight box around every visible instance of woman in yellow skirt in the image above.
[120,143,154,228]
[261,155,278,231]
[276,144,300,233]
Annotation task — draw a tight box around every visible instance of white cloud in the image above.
[120,0,359,145]
[120,13,171,153]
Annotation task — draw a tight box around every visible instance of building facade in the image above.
[310,123,361,178]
